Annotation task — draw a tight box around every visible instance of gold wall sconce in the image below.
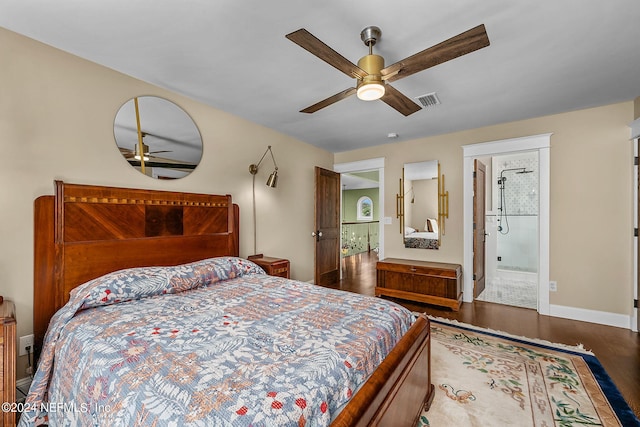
[438,163,449,239]
[249,145,279,256]
[249,145,278,188]
[396,168,405,234]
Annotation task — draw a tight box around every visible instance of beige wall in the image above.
[336,102,635,319]
[405,178,438,231]
[0,28,332,376]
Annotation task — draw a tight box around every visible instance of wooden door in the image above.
[473,159,487,298]
[314,167,340,286]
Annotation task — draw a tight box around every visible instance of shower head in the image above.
[500,167,532,178]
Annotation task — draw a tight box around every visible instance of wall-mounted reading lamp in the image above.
[405,186,415,204]
[249,145,278,188]
[249,145,279,256]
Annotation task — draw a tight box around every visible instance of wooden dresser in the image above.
[1,300,16,427]
[376,258,462,310]
[247,255,290,279]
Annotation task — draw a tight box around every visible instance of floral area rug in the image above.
[418,317,640,426]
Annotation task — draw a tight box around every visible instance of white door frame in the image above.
[463,134,551,315]
[633,136,638,332]
[334,158,385,261]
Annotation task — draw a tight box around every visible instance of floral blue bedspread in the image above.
[20,257,414,426]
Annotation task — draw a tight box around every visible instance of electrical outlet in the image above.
[19,334,34,356]
[549,281,557,292]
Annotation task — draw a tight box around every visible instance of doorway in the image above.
[334,158,386,282]
[475,152,539,309]
[463,134,551,315]
[340,172,380,257]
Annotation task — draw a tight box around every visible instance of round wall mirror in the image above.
[113,96,203,179]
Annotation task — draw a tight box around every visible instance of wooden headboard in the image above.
[33,181,239,356]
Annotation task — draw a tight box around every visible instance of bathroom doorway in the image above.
[462,134,551,316]
[476,152,539,309]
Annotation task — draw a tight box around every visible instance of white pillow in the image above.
[428,218,439,234]
[404,226,416,236]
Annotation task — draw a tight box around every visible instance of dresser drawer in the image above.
[0,337,4,396]
[1,300,16,427]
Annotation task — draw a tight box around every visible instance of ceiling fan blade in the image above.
[300,87,357,113]
[380,84,422,116]
[286,29,368,79]
[381,24,490,82]
[128,160,197,170]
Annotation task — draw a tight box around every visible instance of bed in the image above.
[403,227,439,250]
[27,181,434,426]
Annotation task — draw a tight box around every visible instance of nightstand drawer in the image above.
[248,255,290,279]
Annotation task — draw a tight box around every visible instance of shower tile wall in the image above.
[499,157,538,216]
[495,155,538,272]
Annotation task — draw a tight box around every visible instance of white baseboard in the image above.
[16,377,31,389]
[549,304,632,329]
[16,377,32,403]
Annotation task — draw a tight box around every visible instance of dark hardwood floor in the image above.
[326,251,640,418]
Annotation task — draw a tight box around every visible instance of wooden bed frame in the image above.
[33,181,434,426]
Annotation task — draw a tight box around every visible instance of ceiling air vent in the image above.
[415,92,441,108]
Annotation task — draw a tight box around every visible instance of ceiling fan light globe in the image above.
[134,143,150,161]
[357,82,385,101]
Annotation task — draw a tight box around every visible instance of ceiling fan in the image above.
[118,132,172,161]
[285,24,490,116]
[118,132,197,170]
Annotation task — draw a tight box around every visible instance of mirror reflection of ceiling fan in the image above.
[119,132,195,171]
[286,24,490,116]
[118,132,172,161]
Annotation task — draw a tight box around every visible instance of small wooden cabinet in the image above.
[1,300,16,427]
[247,255,290,279]
[376,258,462,311]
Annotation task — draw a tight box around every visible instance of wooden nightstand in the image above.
[0,300,16,427]
[248,254,290,279]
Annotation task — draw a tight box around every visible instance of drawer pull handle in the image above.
[410,267,417,272]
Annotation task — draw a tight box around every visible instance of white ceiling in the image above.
[405,160,438,181]
[2,1,640,153]
[342,171,379,190]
